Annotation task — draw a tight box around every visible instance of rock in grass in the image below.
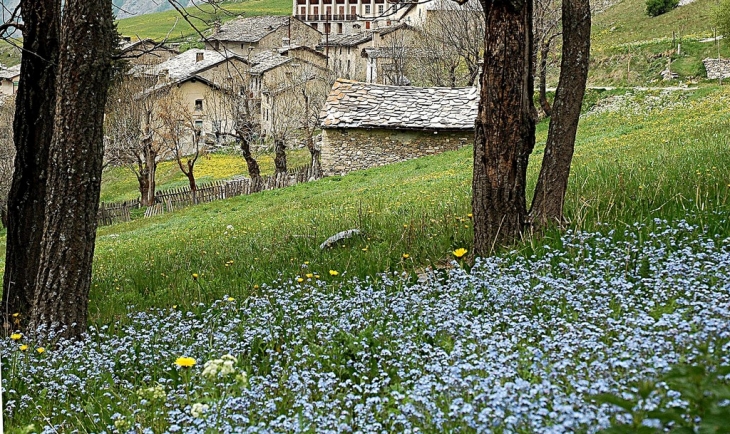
[319,229,361,249]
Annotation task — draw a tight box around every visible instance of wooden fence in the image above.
[98,165,320,226]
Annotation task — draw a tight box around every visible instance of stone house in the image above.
[319,79,477,175]
[205,16,322,58]
[317,23,415,83]
[294,0,419,36]
[0,65,20,96]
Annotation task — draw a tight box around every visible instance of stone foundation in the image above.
[703,58,730,80]
[321,128,471,176]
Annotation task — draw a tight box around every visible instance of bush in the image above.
[646,0,679,17]
[716,0,730,39]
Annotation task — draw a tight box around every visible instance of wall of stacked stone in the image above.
[321,128,471,176]
[703,58,730,80]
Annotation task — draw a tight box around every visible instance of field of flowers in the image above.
[3,220,730,432]
[2,86,730,432]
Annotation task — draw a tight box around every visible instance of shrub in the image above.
[716,0,730,39]
[646,0,679,17]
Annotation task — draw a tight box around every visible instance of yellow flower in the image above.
[11,312,20,318]
[10,333,22,341]
[19,344,28,351]
[314,274,320,279]
[297,277,304,283]
[227,297,235,302]
[453,248,468,258]
[329,270,339,276]
[192,273,199,280]
[467,213,473,218]
[305,273,313,279]
[175,357,196,368]
[402,253,410,259]
[36,347,45,354]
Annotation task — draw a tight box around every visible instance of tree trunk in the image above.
[186,160,197,204]
[539,39,552,118]
[139,141,157,206]
[274,138,287,175]
[239,131,262,191]
[2,0,60,328]
[529,0,591,229]
[29,0,115,338]
[472,0,537,256]
[307,137,322,178]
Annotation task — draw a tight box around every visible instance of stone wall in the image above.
[703,58,730,80]
[321,128,471,176]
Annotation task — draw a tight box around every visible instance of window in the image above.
[365,21,371,29]
[194,120,203,130]
[195,52,204,62]
[377,4,384,14]
[364,4,370,14]
[337,23,343,33]
[194,99,203,111]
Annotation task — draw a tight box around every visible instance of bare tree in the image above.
[534,0,562,117]
[104,73,171,206]
[413,0,484,87]
[158,87,205,203]
[0,95,15,227]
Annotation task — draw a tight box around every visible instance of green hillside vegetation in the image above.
[588,0,728,84]
[31,86,728,325]
[116,0,291,42]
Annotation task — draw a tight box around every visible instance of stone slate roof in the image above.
[134,49,228,80]
[249,50,292,75]
[321,79,478,131]
[212,16,290,43]
[0,64,20,80]
[318,32,373,48]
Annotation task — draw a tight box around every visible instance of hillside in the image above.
[116,0,291,41]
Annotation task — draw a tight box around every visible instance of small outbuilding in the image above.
[319,79,477,175]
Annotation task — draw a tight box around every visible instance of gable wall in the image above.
[321,127,470,175]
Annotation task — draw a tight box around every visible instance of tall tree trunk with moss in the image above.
[529,0,591,228]
[2,0,60,328]
[471,0,537,256]
[274,139,287,175]
[29,0,116,338]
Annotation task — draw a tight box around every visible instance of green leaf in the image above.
[647,408,686,424]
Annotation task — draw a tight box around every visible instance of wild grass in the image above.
[116,0,292,42]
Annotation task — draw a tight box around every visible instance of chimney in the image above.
[213,20,221,35]
[196,52,204,62]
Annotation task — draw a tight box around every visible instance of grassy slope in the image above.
[588,0,728,84]
[100,149,311,203]
[74,86,730,324]
[116,0,291,41]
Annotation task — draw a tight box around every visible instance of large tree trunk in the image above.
[2,0,60,328]
[529,0,591,228]
[138,140,157,206]
[274,138,287,175]
[472,0,536,256]
[29,0,115,338]
[306,136,322,178]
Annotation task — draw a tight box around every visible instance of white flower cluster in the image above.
[135,383,166,401]
[190,402,209,418]
[202,354,238,380]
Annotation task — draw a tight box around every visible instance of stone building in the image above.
[293,0,417,36]
[319,79,477,175]
[0,65,20,96]
[205,15,322,58]
[118,39,179,67]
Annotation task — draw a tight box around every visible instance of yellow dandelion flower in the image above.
[329,270,339,276]
[314,274,320,279]
[467,213,473,218]
[227,297,235,302]
[192,273,199,280]
[36,347,45,354]
[19,344,28,351]
[306,273,314,279]
[12,312,20,318]
[453,248,468,258]
[297,277,304,283]
[402,253,410,259]
[10,333,22,341]
[175,357,196,368]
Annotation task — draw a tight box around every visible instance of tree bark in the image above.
[239,130,262,191]
[307,137,322,178]
[29,0,115,338]
[274,138,287,175]
[529,0,591,228]
[2,0,60,328]
[472,0,536,256]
